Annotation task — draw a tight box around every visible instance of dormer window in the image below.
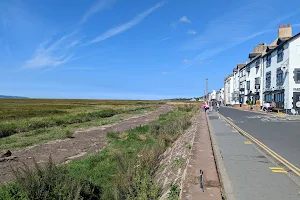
[255,60,260,68]
[266,55,271,67]
[277,48,284,62]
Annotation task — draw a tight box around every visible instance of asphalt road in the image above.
[219,106,300,169]
[208,111,300,200]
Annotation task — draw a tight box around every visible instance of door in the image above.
[293,92,300,110]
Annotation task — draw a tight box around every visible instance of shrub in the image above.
[0,123,18,138]
[65,130,75,138]
[5,158,102,200]
[168,183,180,200]
[113,147,162,200]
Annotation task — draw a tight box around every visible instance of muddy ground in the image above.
[0,105,173,184]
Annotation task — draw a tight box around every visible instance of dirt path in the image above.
[0,105,173,184]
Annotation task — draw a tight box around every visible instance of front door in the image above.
[293,92,300,110]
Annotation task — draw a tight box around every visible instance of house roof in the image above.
[237,64,246,70]
[224,74,233,81]
[245,54,262,67]
[263,32,300,57]
[249,52,261,59]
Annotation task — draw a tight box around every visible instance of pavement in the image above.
[181,111,222,200]
[208,107,300,200]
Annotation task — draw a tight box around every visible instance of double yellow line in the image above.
[218,113,300,177]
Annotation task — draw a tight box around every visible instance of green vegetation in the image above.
[0,104,198,200]
[172,157,186,169]
[0,157,101,200]
[167,183,181,200]
[0,99,162,150]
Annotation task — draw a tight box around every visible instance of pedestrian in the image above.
[201,103,205,112]
[205,102,210,113]
[216,102,220,112]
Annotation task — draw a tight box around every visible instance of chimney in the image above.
[278,24,292,38]
[254,43,267,53]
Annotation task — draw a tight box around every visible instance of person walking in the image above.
[201,103,205,112]
[216,102,220,112]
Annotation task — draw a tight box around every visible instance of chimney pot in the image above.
[283,24,287,28]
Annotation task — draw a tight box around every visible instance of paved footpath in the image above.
[208,110,300,200]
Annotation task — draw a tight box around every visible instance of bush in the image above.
[65,130,74,138]
[0,123,18,138]
[3,158,102,200]
[168,183,180,200]
[113,147,163,200]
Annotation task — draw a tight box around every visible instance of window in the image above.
[277,48,284,62]
[264,94,272,102]
[294,68,300,83]
[255,60,259,68]
[246,66,250,72]
[274,93,284,103]
[246,81,250,90]
[266,55,271,67]
[276,68,283,86]
[266,71,271,88]
[255,77,260,85]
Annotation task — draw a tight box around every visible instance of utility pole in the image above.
[206,78,208,101]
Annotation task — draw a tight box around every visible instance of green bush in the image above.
[1,158,102,200]
[0,123,18,138]
[168,183,180,200]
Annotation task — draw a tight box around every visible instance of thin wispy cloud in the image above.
[24,32,80,69]
[179,16,191,23]
[161,71,168,75]
[88,1,166,44]
[183,64,193,68]
[159,37,171,42]
[182,59,191,63]
[181,1,300,62]
[187,29,197,35]
[63,67,94,70]
[79,0,117,25]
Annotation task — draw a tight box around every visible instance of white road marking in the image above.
[227,117,233,121]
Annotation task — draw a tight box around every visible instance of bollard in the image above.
[200,169,204,192]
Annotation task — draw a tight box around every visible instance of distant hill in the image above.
[0,95,28,99]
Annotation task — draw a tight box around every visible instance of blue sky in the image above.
[1,0,300,100]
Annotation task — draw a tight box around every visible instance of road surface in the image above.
[219,107,300,169]
[208,107,300,200]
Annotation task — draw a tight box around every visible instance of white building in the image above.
[224,74,234,105]
[262,24,300,113]
[215,88,224,104]
[223,24,300,113]
[232,67,240,104]
[209,90,217,101]
[244,43,267,106]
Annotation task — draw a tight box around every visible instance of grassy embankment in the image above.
[0,104,199,200]
[0,99,162,150]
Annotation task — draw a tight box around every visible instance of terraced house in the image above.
[224,24,300,113]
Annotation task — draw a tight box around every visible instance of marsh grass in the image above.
[0,99,160,150]
[0,104,197,200]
